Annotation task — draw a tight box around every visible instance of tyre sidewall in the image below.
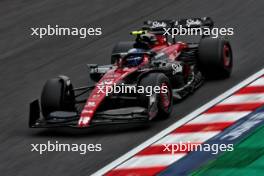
[40,78,75,118]
[139,73,172,120]
[198,38,233,78]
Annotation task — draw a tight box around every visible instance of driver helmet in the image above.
[125,48,145,67]
[140,33,158,45]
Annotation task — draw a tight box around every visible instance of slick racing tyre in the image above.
[40,76,75,119]
[198,37,233,78]
[139,73,172,120]
[111,41,134,64]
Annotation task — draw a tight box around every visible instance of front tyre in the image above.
[139,73,173,120]
[40,76,75,119]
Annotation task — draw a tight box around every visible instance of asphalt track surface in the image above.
[0,0,264,175]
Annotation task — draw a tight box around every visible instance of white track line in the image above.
[91,68,264,176]
[154,131,219,145]
[187,111,251,124]
[220,93,264,104]
[248,77,264,86]
[115,154,186,169]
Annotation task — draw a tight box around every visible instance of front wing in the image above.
[29,100,149,128]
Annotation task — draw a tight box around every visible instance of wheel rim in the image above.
[223,45,231,67]
[160,82,171,110]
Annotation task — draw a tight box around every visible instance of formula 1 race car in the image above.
[29,17,233,128]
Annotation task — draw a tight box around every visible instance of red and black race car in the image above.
[29,17,233,128]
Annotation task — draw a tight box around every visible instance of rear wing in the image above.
[142,17,214,34]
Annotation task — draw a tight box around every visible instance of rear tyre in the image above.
[111,41,134,64]
[139,73,172,120]
[40,76,75,119]
[198,37,233,78]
